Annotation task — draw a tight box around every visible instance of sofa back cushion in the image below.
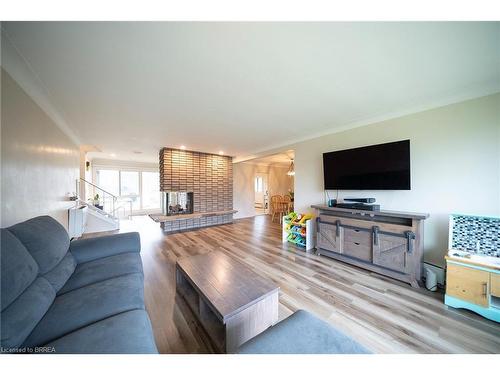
[1,216,73,349]
[0,229,39,310]
[0,228,57,349]
[8,216,70,274]
[43,252,77,292]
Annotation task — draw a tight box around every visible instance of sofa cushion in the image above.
[70,232,141,264]
[7,216,70,274]
[0,229,39,310]
[43,252,77,293]
[58,252,143,295]
[1,277,55,349]
[236,310,370,354]
[43,309,157,354]
[23,273,145,348]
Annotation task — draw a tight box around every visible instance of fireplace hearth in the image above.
[162,192,193,216]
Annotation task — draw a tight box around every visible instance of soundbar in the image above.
[335,203,381,211]
[344,197,376,203]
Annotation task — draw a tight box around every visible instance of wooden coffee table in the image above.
[176,251,279,353]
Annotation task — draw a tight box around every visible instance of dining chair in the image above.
[270,195,283,222]
[282,195,292,214]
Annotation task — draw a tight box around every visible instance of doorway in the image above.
[254,173,269,215]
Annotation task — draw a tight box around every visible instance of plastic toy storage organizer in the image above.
[282,212,315,252]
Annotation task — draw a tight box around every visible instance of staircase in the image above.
[79,199,120,233]
[75,178,133,234]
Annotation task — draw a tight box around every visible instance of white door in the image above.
[254,173,269,212]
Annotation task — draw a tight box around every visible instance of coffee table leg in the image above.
[225,291,279,353]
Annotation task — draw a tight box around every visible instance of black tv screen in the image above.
[323,140,410,190]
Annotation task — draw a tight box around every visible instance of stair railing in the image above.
[113,198,133,220]
[76,178,133,219]
[77,178,117,218]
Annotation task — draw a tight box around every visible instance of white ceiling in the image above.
[2,22,499,162]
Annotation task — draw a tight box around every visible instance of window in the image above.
[255,176,263,192]
[96,169,119,196]
[94,168,160,212]
[142,172,160,209]
[120,171,139,196]
[120,171,140,209]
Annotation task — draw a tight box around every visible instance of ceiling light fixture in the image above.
[218,151,224,155]
[110,153,117,157]
[180,145,186,150]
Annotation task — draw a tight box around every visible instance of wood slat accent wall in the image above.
[159,148,234,231]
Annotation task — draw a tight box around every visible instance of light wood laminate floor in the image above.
[97,215,500,354]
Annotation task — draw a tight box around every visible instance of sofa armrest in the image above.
[70,232,141,264]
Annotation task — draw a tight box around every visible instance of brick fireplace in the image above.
[156,148,234,232]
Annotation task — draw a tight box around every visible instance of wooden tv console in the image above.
[311,205,429,288]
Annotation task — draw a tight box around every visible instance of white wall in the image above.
[1,69,79,229]
[78,148,93,199]
[233,162,294,219]
[292,93,500,267]
[233,162,265,219]
[268,165,294,198]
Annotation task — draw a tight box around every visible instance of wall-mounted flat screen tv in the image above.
[323,140,410,190]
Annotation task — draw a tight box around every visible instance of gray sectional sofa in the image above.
[1,215,157,354]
